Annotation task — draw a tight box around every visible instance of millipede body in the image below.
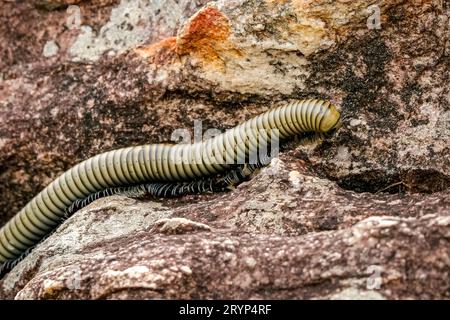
[0,99,341,271]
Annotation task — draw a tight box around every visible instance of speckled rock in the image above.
[1,164,449,299]
[0,0,449,299]
[0,0,214,224]
[0,0,211,69]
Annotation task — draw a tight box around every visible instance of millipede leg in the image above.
[0,245,34,278]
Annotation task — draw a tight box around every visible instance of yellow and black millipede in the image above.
[0,99,341,274]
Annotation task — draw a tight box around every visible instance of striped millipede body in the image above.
[0,98,341,273]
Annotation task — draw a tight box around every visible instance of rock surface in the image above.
[0,0,449,299]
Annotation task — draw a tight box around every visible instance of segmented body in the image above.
[0,99,341,270]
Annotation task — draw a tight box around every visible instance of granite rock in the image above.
[0,0,449,299]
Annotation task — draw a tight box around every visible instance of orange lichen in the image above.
[176,6,240,70]
[135,37,179,66]
[135,7,240,71]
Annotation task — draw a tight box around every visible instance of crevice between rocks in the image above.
[335,169,450,194]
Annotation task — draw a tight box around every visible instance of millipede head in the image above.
[319,102,342,134]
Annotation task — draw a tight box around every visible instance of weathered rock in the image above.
[0,0,449,299]
[1,164,449,299]
[1,156,449,299]
[0,0,214,224]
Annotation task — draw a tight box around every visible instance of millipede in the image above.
[0,98,342,276]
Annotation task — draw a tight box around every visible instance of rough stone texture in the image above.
[1,174,449,299]
[0,0,449,299]
[0,0,213,224]
[0,0,210,69]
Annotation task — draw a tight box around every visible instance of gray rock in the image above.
[0,0,449,299]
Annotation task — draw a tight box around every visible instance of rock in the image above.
[0,0,214,224]
[1,179,449,299]
[0,0,449,299]
[152,218,212,235]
